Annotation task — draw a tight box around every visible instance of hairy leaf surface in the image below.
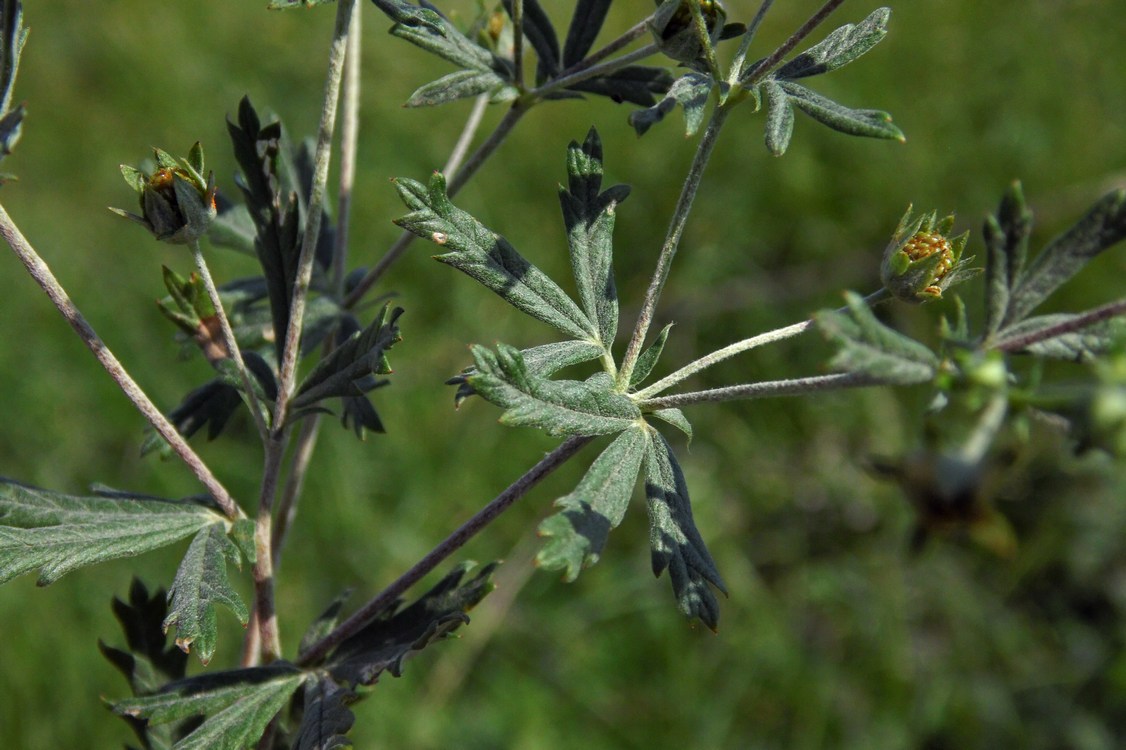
[815,291,938,384]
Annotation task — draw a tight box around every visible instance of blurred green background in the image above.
[1,1,1125,748]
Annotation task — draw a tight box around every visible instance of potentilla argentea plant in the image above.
[1,0,1125,746]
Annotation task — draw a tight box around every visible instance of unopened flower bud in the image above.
[649,0,725,64]
[111,142,217,245]
[881,206,972,303]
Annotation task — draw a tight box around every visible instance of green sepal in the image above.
[772,7,891,80]
[468,343,641,437]
[394,172,597,341]
[815,290,939,384]
[1003,189,1126,327]
[0,479,225,586]
[162,523,250,666]
[629,323,673,389]
[536,425,649,581]
[112,663,306,750]
[643,427,726,631]
[559,128,626,348]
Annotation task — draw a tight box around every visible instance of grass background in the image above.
[1,1,1125,747]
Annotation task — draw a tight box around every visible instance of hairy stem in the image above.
[634,288,889,399]
[992,297,1126,353]
[190,241,269,440]
[0,203,241,519]
[530,43,658,100]
[618,104,732,388]
[296,434,592,667]
[640,371,885,409]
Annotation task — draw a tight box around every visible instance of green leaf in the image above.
[372,0,504,74]
[268,0,336,8]
[0,0,27,118]
[995,314,1126,362]
[325,562,497,686]
[113,663,305,750]
[536,426,649,581]
[647,407,693,441]
[293,678,355,750]
[982,181,1033,337]
[559,128,627,348]
[763,79,795,156]
[299,588,354,659]
[773,8,891,80]
[775,80,905,143]
[1004,189,1126,326]
[815,291,939,384]
[394,172,596,341]
[163,523,250,665]
[207,202,257,255]
[468,343,641,437]
[562,0,613,67]
[629,323,673,388]
[447,339,604,406]
[643,428,726,630]
[0,479,224,586]
[628,71,712,137]
[404,69,512,108]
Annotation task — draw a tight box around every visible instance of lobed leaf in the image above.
[448,339,605,406]
[114,663,306,750]
[0,479,224,586]
[815,291,939,384]
[628,71,712,137]
[559,128,626,348]
[1003,189,1126,326]
[163,523,250,665]
[394,172,596,341]
[643,429,727,631]
[536,426,649,581]
[468,343,641,437]
[775,80,904,144]
[773,8,891,80]
[325,562,496,686]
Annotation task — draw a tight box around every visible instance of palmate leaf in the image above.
[394,172,597,341]
[468,344,641,437]
[113,663,306,750]
[0,479,225,586]
[643,428,726,631]
[536,425,649,581]
[559,128,627,348]
[773,7,891,80]
[815,291,939,384]
[324,562,497,687]
[163,522,251,665]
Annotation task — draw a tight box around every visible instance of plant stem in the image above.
[250,434,287,663]
[739,0,847,85]
[992,296,1126,353]
[271,415,320,568]
[633,288,889,399]
[274,0,354,426]
[189,241,269,441]
[511,0,525,90]
[728,0,776,86]
[444,94,490,179]
[0,202,242,519]
[618,103,732,388]
[296,434,592,667]
[640,370,885,409]
[529,43,658,100]
[554,17,651,80]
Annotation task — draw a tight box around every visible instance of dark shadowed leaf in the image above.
[163,523,250,665]
[643,428,726,630]
[0,479,224,586]
[562,0,612,67]
[502,0,559,77]
[536,425,649,581]
[468,344,641,437]
[559,128,626,348]
[982,181,1033,337]
[292,678,355,750]
[566,65,673,107]
[324,562,496,686]
[815,291,938,384]
[394,172,596,340]
[628,71,712,137]
[299,589,355,659]
[0,0,26,177]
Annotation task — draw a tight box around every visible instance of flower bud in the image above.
[649,0,725,64]
[111,142,217,245]
[880,206,971,303]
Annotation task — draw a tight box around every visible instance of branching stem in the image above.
[296,434,592,667]
[0,202,242,519]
